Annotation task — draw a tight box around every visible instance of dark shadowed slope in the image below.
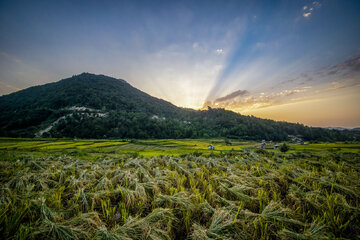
[0,73,181,116]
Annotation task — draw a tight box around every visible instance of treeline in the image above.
[6,107,351,142]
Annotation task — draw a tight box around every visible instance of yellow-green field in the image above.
[1,138,359,159]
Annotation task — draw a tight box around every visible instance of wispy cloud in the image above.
[269,54,360,93]
[302,1,322,18]
[204,87,308,111]
[214,89,248,102]
[327,81,360,91]
[336,55,360,72]
[319,54,360,78]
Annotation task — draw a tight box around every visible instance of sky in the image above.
[0,0,359,128]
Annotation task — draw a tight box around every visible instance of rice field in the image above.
[1,138,359,158]
[0,138,359,239]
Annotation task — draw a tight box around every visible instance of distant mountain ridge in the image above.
[326,127,360,131]
[0,73,356,141]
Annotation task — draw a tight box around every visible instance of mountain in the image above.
[0,73,356,141]
[0,73,182,117]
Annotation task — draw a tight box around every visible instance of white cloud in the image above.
[303,6,308,10]
[215,49,224,55]
[303,12,311,18]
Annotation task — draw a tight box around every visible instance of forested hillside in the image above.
[0,73,356,141]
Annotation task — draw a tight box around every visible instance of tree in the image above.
[280,143,290,152]
[225,139,232,145]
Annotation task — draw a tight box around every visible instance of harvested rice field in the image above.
[0,138,359,239]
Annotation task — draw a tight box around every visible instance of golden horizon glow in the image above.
[210,85,360,128]
[154,78,360,128]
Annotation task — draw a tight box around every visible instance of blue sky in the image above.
[0,0,359,127]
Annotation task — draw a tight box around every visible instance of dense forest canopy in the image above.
[0,73,357,141]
